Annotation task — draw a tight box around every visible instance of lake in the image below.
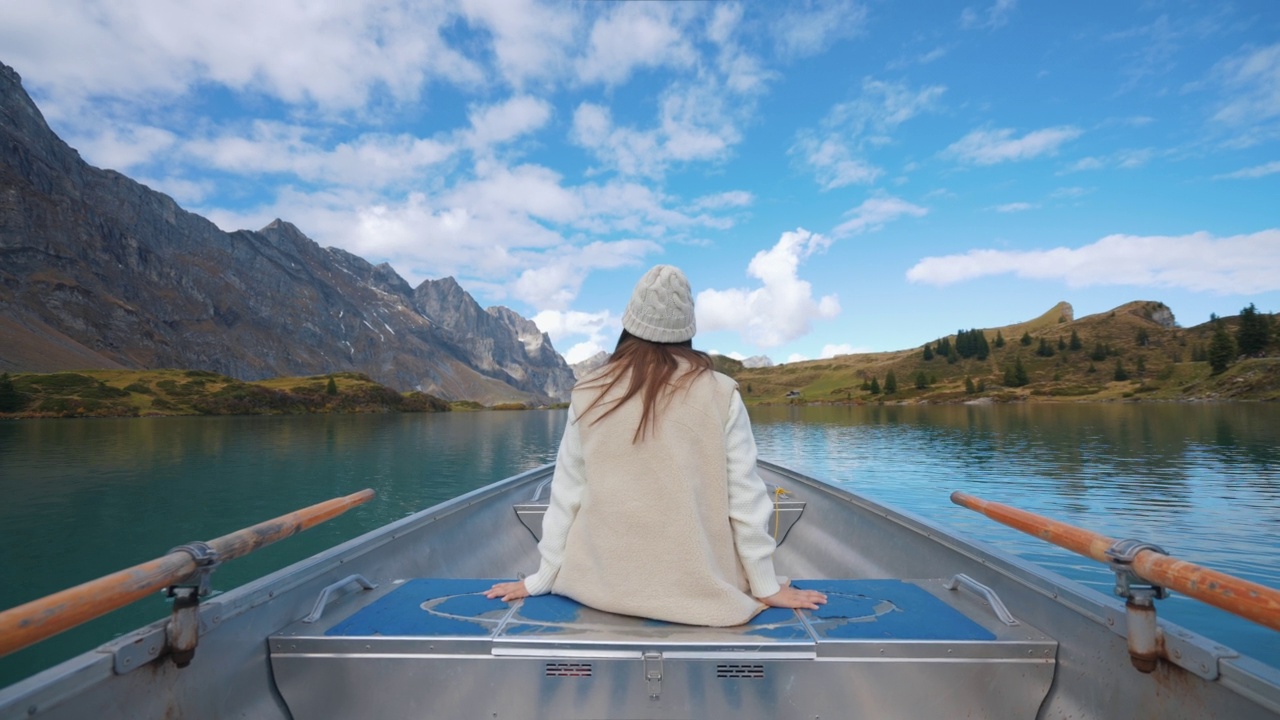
[1,402,1278,687]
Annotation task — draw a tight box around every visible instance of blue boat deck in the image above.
[321,578,997,647]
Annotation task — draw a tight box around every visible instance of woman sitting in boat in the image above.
[487,265,826,625]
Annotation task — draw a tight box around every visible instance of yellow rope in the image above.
[773,486,789,540]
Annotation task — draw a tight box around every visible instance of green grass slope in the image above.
[731,301,1280,404]
[0,369,452,418]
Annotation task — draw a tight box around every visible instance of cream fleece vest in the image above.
[554,367,765,626]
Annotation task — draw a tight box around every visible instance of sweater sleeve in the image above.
[523,406,586,596]
[724,389,782,599]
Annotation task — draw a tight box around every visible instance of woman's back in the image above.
[556,367,761,626]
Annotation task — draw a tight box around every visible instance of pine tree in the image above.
[326,376,339,396]
[1057,336,1066,351]
[1114,360,1129,382]
[869,377,881,394]
[1136,328,1150,347]
[1069,329,1082,351]
[860,378,871,391]
[1020,331,1032,346]
[915,371,928,389]
[0,373,27,413]
[922,344,934,361]
[884,370,898,394]
[1036,338,1055,357]
[1090,342,1107,361]
[1237,303,1272,356]
[994,331,1005,348]
[964,376,976,394]
[1208,320,1236,374]
[1014,357,1029,386]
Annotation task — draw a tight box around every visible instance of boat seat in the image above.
[513,483,807,545]
[270,577,1057,719]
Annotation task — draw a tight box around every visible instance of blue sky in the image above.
[4,1,1279,364]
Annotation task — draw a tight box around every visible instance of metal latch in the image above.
[644,652,662,700]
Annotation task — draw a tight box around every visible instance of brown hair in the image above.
[577,330,714,442]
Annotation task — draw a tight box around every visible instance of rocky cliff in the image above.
[0,62,575,404]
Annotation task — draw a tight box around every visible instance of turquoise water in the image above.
[1,403,1277,687]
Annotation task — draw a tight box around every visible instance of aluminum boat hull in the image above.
[2,461,1277,719]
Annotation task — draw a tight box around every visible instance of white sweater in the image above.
[523,371,781,624]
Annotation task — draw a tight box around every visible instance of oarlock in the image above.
[1105,538,1169,673]
[165,541,222,668]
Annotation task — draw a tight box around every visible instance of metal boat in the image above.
[2,460,1278,719]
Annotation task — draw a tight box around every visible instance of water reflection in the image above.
[0,411,566,686]
[749,402,1280,669]
[1,403,1276,684]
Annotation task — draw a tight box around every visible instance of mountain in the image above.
[741,355,774,368]
[0,62,575,405]
[570,351,611,379]
[737,301,1280,403]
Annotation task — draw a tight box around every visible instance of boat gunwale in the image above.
[0,463,555,715]
[757,458,1280,712]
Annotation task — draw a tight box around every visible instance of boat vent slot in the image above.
[545,662,593,677]
[716,663,765,679]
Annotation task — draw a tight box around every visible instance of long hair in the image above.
[576,329,714,442]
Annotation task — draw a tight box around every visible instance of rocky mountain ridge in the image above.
[0,62,575,404]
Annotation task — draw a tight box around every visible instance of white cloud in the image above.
[183,122,456,188]
[697,228,840,348]
[795,78,945,189]
[905,230,1280,294]
[820,344,860,358]
[1064,157,1105,172]
[511,239,659,310]
[570,81,744,178]
[831,196,928,237]
[462,95,554,150]
[458,0,578,88]
[1049,186,1094,199]
[1214,160,1280,179]
[2,1,479,110]
[943,126,1083,165]
[961,0,1017,30]
[773,0,868,59]
[992,202,1036,213]
[73,123,177,171]
[687,190,754,211]
[575,2,696,86]
[1213,43,1280,127]
[533,309,620,364]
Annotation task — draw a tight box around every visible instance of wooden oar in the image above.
[950,491,1280,633]
[0,489,375,658]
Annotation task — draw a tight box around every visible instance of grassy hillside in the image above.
[0,369,452,418]
[732,301,1280,404]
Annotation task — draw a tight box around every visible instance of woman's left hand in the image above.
[485,580,530,602]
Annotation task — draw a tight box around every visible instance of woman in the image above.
[486,265,825,625]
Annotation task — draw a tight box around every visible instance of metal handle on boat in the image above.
[303,575,378,623]
[950,491,1280,633]
[0,489,376,659]
[943,574,1019,626]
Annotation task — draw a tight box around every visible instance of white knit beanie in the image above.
[622,265,696,343]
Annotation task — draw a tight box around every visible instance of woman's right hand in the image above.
[759,585,827,610]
